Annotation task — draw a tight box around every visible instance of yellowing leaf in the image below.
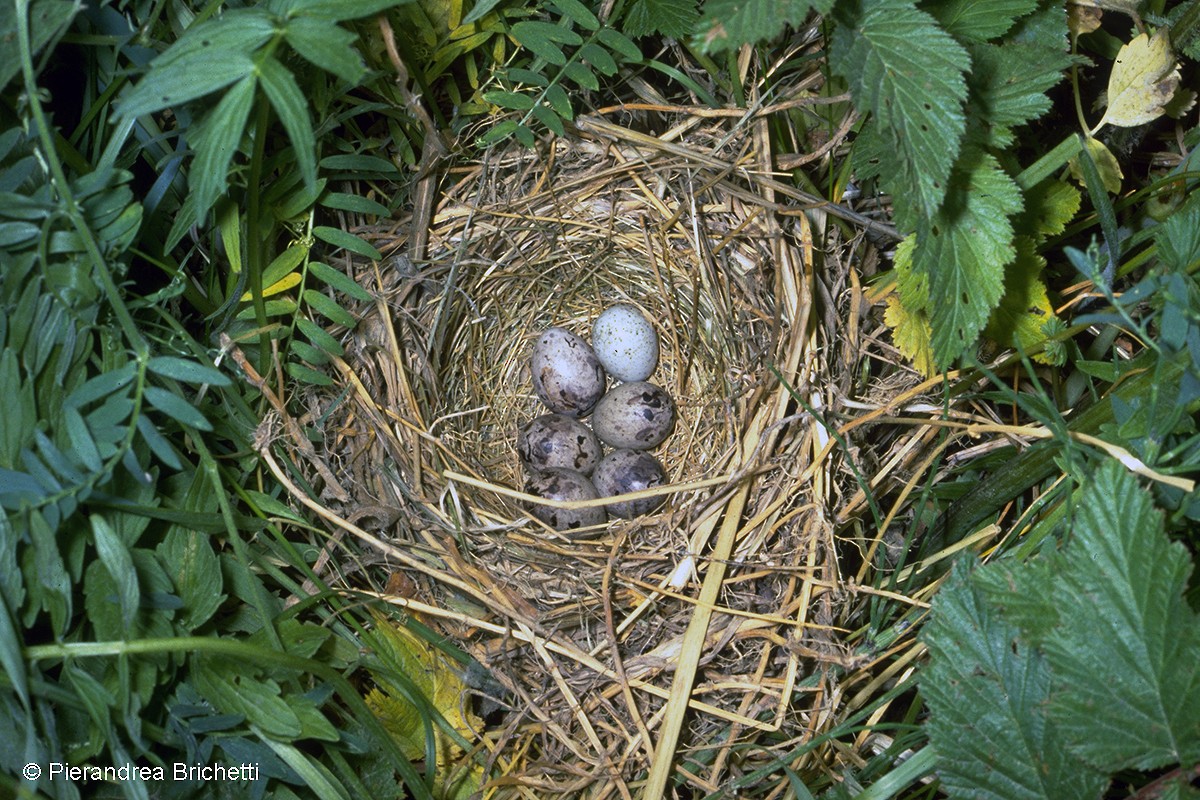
[1069,136,1123,194]
[363,613,483,798]
[884,293,938,378]
[984,237,1064,364]
[1095,28,1180,131]
[240,271,302,301]
[1068,2,1102,37]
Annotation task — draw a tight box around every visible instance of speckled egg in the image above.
[517,413,604,476]
[592,449,667,518]
[524,467,607,532]
[591,304,659,382]
[530,327,607,417]
[592,381,676,450]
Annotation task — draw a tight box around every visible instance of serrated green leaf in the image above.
[289,0,411,21]
[1045,463,1200,771]
[303,289,358,328]
[144,387,212,431]
[187,73,256,229]
[309,260,374,301]
[966,41,1073,147]
[580,42,618,75]
[484,89,537,110]
[285,16,365,84]
[312,226,382,259]
[147,356,231,386]
[596,27,642,61]
[151,9,276,68]
[158,529,223,631]
[1156,194,1200,272]
[195,655,302,740]
[118,53,256,119]
[1018,178,1081,242]
[257,56,317,191]
[910,150,1022,367]
[925,0,1038,42]
[690,0,802,50]
[91,515,140,630]
[550,0,599,30]
[563,60,598,90]
[922,562,1108,800]
[831,0,969,220]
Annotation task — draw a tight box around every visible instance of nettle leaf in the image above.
[925,0,1038,42]
[257,56,317,192]
[1045,463,1200,771]
[1096,28,1181,131]
[984,237,1063,364]
[284,16,366,85]
[831,0,969,220]
[967,41,1073,147]
[912,150,1023,366]
[625,0,700,39]
[922,563,1108,800]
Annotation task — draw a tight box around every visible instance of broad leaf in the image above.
[1096,28,1180,130]
[1046,463,1200,771]
[910,150,1023,367]
[690,0,810,51]
[1068,135,1122,195]
[984,237,1062,363]
[118,53,256,119]
[288,0,413,20]
[625,0,699,38]
[922,563,1108,800]
[257,56,317,192]
[831,0,969,220]
[285,17,366,84]
[91,515,139,629]
[966,41,1073,147]
[1017,178,1081,242]
[925,0,1038,42]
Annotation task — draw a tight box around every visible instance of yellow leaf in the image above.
[1095,28,1180,131]
[984,238,1064,365]
[884,293,938,378]
[1068,2,1103,37]
[239,271,302,302]
[363,613,484,798]
[1068,136,1123,194]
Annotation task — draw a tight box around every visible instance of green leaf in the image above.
[0,0,79,92]
[151,9,277,68]
[158,529,224,631]
[63,406,103,472]
[580,42,618,75]
[309,261,374,301]
[147,356,231,386]
[303,289,359,328]
[479,119,521,145]
[1045,463,1200,771]
[312,226,382,260]
[463,0,506,24]
[984,237,1063,364]
[187,73,255,227]
[922,562,1108,800]
[925,0,1038,42]
[118,53,257,119]
[908,150,1022,367]
[91,516,140,630]
[286,361,335,386]
[257,56,317,191]
[511,21,579,65]
[289,0,412,21]
[284,17,366,84]
[291,339,332,365]
[484,89,537,110]
[966,41,1073,147]
[1017,178,1081,242]
[545,85,573,118]
[596,27,643,61]
[690,0,803,50]
[563,61,598,90]
[1157,194,1200,272]
[297,318,345,357]
[28,510,71,634]
[144,386,212,431]
[550,0,600,30]
[195,655,303,740]
[318,191,390,217]
[135,415,183,471]
[830,0,969,220]
[532,103,566,136]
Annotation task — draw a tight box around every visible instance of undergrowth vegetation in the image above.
[1,0,1198,798]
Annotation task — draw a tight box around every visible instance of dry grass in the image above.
[236,86,997,798]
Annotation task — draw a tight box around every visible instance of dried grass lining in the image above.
[283,114,903,796]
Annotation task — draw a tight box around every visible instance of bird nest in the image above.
[269,113,926,796]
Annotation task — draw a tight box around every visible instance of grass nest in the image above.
[271,109,943,797]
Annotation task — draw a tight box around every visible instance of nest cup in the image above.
[327,126,822,793]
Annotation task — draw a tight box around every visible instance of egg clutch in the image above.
[519,304,676,533]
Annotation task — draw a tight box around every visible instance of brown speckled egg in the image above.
[592,381,676,450]
[530,327,606,417]
[592,449,666,518]
[518,413,603,476]
[524,467,607,532]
